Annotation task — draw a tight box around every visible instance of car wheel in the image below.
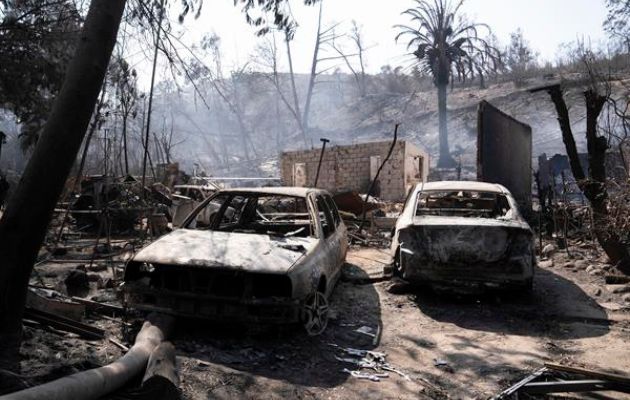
[301,291,329,336]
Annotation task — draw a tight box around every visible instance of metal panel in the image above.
[477,100,533,213]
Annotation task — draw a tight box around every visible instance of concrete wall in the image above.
[280,141,429,201]
[477,100,532,212]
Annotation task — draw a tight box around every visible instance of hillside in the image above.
[150,70,624,178]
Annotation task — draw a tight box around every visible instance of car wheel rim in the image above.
[302,291,329,336]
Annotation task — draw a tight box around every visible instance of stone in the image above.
[87,263,108,272]
[574,260,589,269]
[538,260,554,269]
[64,267,89,297]
[541,244,557,258]
[593,287,602,297]
[586,265,603,276]
[623,293,630,304]
[562,262,576,269]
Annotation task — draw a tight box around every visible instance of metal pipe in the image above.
[313,138,330,187]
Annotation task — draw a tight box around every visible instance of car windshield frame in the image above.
[414,189,512,219]
[182,191,318,238]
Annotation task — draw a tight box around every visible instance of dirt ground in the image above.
[13,241,630,400]
[170,245,630,400]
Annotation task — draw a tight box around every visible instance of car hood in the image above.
[132,229,317,273]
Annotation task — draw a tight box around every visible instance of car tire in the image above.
[301,291,329,336]
[392,247,404,278]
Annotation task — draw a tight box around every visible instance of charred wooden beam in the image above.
[23,308,104,340]
[71,297,124,316]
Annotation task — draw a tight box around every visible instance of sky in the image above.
[115,0,611,165]
[150,0,610,81]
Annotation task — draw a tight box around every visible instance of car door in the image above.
[313,195,339,294]
[324,194,347,267]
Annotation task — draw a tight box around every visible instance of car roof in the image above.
[417,180,509,194]
[216,186,330,198]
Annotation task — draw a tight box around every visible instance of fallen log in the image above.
[1,314,174,400]
[27,289,85,321]
[140,342,179,400]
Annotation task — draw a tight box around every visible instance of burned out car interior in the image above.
[416,190,513,219]
[185,193,315,238]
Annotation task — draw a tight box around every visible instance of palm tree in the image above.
[396,0,500,168]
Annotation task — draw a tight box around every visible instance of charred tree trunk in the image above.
[436,83,455,168]
[478,69,486,89]
[301,1,323,136]
[122,116,129,175]
[285,34,308,147]
[538,84,630,273]
[546,85,586,181]
[140,341,179,400]
[0,0,127,367]
[584,89,630,273]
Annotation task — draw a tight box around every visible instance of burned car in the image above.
[390,181,534,292]
[123,187,347,335]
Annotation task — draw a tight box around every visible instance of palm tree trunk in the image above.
[437,83,455,168]
[0,0,127,368]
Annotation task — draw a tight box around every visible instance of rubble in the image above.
[493,363,630,399]
[332,345,411,383]
[6,159,629,400]
[586,265,604,276]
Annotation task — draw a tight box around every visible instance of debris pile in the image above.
[494,363,630,399]
[331,344,411,383]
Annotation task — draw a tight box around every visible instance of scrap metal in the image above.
[493,364,630,399]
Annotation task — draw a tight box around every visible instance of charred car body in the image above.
[390,181,534,292]
[123,187,347,335]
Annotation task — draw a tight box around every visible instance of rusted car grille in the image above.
[149,264,292,299]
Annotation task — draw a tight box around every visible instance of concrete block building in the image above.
[280,140,429,201]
